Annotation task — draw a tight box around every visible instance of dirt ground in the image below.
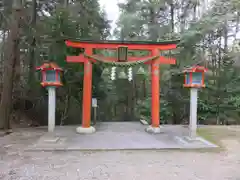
[0,126,240,180]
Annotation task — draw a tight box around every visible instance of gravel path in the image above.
[0,129,240,180]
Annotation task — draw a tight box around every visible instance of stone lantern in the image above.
[183,65,207,139]
[36,62,63,132]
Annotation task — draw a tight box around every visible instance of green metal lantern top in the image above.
[36,62,63,71]
[183,65,207,73]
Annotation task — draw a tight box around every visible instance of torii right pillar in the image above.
[146,49,161,133]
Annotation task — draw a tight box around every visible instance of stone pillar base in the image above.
[188,129,197,140]
[145,125,161,134]
[76,126,96,134]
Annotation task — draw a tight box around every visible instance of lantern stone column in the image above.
[189,88,198,138]
[146,49,161,134]
[47,86,56,132]
[76,48,96,134]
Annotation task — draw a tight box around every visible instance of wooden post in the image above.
[82,48,93,128]
[92,98,97,125]
[93,107,97,125]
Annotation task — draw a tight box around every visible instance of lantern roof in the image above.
[36,62,63,71]
[183,65,207,73]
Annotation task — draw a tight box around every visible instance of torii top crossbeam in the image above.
[65,39,180,65]
[66,39,179,50]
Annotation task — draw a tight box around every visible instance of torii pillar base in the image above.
[145,125,161,134]
[76,126,96,134]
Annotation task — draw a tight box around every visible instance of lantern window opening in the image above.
[191,72,202,84]
[45,70,56,82]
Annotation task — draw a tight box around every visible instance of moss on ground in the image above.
[197,126,240,151]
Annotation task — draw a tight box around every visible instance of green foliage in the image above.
[135,98,171,124]
[31,0,110,124]
[2,0,240,125]
[113,0,240,125]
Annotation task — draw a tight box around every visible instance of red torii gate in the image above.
[65,39,179,133]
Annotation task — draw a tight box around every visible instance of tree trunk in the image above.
[28,0,37,93]
[216,32,222,125]
[0,29,7,92]
[170,2,174,33]
[64,0,68,7]
[0,0,22,130]
[149,6,158,40]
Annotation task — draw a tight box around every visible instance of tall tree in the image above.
[27,0,37,93]
[114,0,240,124]
[0,0,23,130]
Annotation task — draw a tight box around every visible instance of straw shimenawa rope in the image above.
[84,54,160,67]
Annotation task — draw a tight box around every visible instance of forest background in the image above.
[0,0,240,129]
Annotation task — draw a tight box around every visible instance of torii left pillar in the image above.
[76,48,96,134]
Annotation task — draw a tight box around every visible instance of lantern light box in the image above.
[183,66,207,88]
[36,62,63,87]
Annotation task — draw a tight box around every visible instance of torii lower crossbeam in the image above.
[65,40,179,134]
